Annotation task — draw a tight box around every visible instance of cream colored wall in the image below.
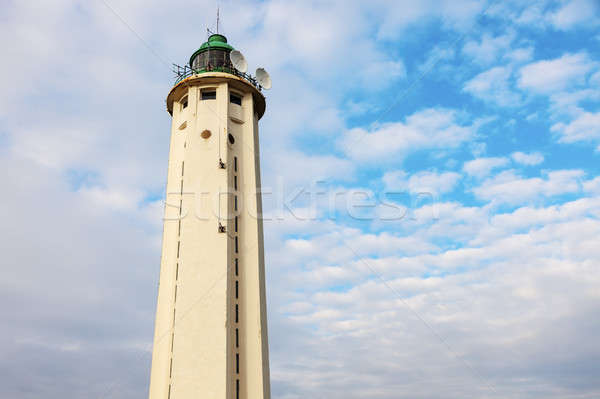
[148,76,270,399]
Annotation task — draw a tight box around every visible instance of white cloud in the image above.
[463,157,510,178]
[419,45,456,75]
[383,170,461,195]
[268,194,600,398]
[591,70,600,86]
[473,169,584,204]
[548,0,600,30]
[339,108,474,162]
[375,0,484,39]
[511,151,544,165]
[464,66,522,106]
[462,32,514,65]
[518,52,597,94]
[552,112,600,143]
[503,47,534,64]
[583,176,600,195]
[362,60,407,89]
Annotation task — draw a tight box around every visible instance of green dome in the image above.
[189,34,234,67]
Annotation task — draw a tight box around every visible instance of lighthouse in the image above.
[148,33,271,399]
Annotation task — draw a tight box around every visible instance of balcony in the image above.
[173,64,263,91]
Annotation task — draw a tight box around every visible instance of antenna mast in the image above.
[216,6,220,34]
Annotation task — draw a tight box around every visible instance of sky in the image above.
[1,0,600,398]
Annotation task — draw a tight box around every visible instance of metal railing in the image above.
[172,63,263,91]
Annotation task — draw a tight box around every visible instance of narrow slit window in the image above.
[236,353,240,373]
[234,196,238,211]
[236,379,239,399]
[177,241,180,258]
[235,280,239,299]
[234,157,238,172]
[230,93,242,106]
[236,328,239,347]
[235,304,239,323]
[235,216,238,233]
[235,258,238,276]
[235,236,238,253]
[234,175,238,190]
[201,90,216,100]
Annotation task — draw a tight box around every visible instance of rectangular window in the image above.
[236,353,240,373]
[201,90,216,100]
[234,196,238,211]
[181,96,188,109]
[230,93,242,105]
[235,304,239,323]
[235,280,239,299]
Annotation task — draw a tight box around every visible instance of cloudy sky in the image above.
[2,0,600,398]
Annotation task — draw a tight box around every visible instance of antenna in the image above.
[255,68,272,90]
[216,6,220,34]
[229,50,248,73]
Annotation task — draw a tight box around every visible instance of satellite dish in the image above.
[255,68,272,89]
[229,50,248,73]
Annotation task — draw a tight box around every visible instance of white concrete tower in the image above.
[148,34,270,399]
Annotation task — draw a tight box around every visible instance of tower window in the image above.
[234,175,237,190]
[228,134,235,145]
[235,304,239,323]
[236,353,240,373]
[236,328,239,347]
[234,156,238,172]
[201,90,216,100]
[180,96,188,109]
[230,93,242,106]
[236,280,239,298]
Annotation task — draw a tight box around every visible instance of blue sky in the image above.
[1,0,600,398]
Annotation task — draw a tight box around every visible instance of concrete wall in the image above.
[148,75,270,399]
